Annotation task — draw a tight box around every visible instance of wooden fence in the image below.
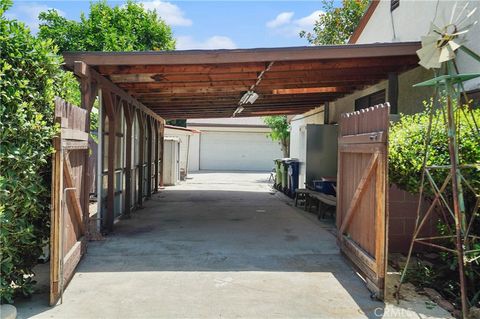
[337,104,389,299]
[50,98,89,305]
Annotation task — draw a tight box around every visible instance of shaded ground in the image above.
[16,171,451,318]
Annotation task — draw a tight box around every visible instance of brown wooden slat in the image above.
[127,80,378,94]
[98,62,267,75]
[63,157,86,235]
[61,128,89,141]
[147,100,325,109]
[338,131,387,144]
[155,105,316,115]
[118,75,385,90]
[339,152,379,235]
[140,94,345,105]
[108,67,406,84]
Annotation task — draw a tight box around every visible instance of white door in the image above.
[199,131,283,171]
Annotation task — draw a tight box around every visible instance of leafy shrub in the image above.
[0,0,62,303]
[389,101,480,308]
[389,102,480,198]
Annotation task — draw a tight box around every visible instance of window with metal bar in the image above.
[354,89,386,111]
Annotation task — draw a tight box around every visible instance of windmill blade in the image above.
[449,1,458,24]
[417,44,442,69]
[439,46,455,63]
[448,40,461,52]
[421,34,439,47]
[455,5,477,29]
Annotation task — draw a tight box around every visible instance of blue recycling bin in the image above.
[312,178,337,195]
[286,159,299,198]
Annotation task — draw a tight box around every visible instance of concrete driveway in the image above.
[17,172,450,318]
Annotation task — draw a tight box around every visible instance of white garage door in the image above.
[199,131,283,171]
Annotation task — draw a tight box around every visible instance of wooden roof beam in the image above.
[96,55,417,76]
[272,87,352,94]
[64,42,420,67]
[73,61,164,123]
[118,77,384,91]
[143,100,339,109]
[97,63,267,75]
[110,68,394,85]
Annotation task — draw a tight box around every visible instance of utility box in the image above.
[302,124,338,187]
[163,137,180,186]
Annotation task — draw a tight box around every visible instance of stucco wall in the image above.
[356,0,480,91]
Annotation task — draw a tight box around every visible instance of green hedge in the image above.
[389,102,480,198]
[389,101,480,307]
[0,0,62,303]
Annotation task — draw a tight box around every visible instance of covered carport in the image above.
[62,42,420,232]
[65,42,419,120]
[36,42,442,317]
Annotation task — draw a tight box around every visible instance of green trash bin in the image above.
[274,159,283,189]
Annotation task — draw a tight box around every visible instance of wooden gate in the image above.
[50,97,89,305]
[337,104,389,299]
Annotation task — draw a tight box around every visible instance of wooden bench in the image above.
[295,187,337,219]
[305,190,337,219]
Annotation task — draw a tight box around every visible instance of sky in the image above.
[5,0,330,49]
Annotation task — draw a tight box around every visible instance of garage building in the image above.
[187,117,283,171]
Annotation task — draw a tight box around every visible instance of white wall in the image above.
[356,0,480,91]
[188,133,200,171]
[164,128,193,177]
[289,107,325,186]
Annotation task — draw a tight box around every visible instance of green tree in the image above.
[300,0,369,45]
[263,116,290,157]
[1,0,62,302]
[38,0,177,129]
[38,0,175,52]
[167,119,187,128]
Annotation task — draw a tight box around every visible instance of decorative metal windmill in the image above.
[395,4,480,319]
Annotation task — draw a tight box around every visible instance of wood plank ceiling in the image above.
[64,42,420,119]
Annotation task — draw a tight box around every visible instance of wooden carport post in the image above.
[103,91,116,232]
[146,117,152,198]
[159,122,165,188]
[154,120,159,193]
[123,102,133,217]
[74,61,98,234]
[72,61,165,231]
[137,109,145,207]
